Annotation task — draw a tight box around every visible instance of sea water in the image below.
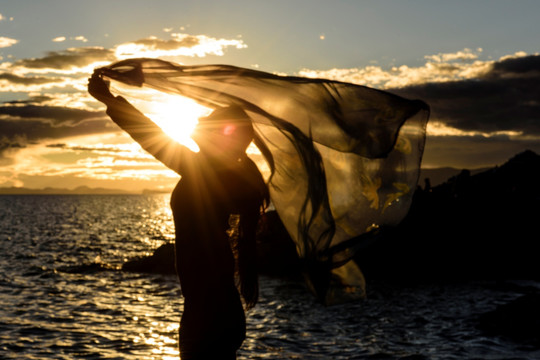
[0,194,538,360]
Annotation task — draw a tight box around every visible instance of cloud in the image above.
[2,32,247,83]
[0,103,115,159]
[483,53,540,79]
[0,117,114,160]
[2,33,246,76]
[299,50,540,138]
[52,36,88,44]
[298,49,540,167]
[0,37,18,48]
[391,54,540,138]
[0,72,73,92]
[2,96,55,108]
[9,47,116,73]
[299,48,494,89]
[0,133,30,167]
[392,53,540,168]
[0,135,27,152]
[0,31,250,188]
[0,32,249,156]
[46,142,142,155]
[2,38,537,172]
[0,103,105,125]
[0,73,59,85]
[0,131,177,190]
[424,47,482,63]
[0,74,84,95]
[114,33,247,59]
[0,13,14,22]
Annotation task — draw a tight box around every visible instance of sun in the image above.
[108,82,212,152]
[146,93,211,152]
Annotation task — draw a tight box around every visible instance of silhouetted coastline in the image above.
[357,149,540,284]
[0,186,172,195]
[123,150,539,284]
[0,185,135,195]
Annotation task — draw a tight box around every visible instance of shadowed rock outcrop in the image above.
[357,150,540,283]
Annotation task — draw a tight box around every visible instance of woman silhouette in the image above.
[88,72,268,359]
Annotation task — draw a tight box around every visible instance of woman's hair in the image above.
[208,106,269,310]
[212,104,334,307]
[235,157,269,310]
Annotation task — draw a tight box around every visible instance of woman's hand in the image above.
[88,71,116,104]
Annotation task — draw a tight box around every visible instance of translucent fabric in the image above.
[98,58,429,304]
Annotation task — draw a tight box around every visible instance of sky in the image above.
[1,0,539,192]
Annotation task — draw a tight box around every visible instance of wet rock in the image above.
[122,243,176,275]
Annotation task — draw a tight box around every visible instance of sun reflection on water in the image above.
[120,279,182,360]
[133,320,179,359]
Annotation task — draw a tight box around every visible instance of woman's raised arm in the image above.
[88,73,192,175]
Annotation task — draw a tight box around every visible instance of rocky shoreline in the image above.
[123,150,539,281]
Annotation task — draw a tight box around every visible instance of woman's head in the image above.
[192,105,254,157]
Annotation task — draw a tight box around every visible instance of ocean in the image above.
[1,194,538,359]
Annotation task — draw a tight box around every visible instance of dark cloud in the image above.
[0,117,114,143]
[0,73,60,85]
[392,55,540,136]
[45,143,124,153]
[45,143,67,148]
[485,55,540,79]
[12,47,115,70]
[0,104,105,126]
[0,136,27,151]
[4,95,53,105]
[0,104,116,157]
[0,134,30,163]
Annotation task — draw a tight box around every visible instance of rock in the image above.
[122,211,301,277]
[477,294,540,345]
[122,243,176,275]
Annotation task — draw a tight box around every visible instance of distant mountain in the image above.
[141,188,172,195]
[0,186,135,195]
[419,167,489,187]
